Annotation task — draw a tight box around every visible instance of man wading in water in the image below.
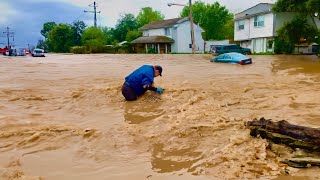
[122,65,164,101]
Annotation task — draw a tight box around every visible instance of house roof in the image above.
[131,36,175,44]
[235,3,274,20]
[140,17,188,30]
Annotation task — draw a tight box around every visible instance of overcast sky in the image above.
[0,0,274,48]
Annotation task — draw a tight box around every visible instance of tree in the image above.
[136,7,165,27]
[126,30,142,42]
[113,14,138,42]
[275,16,318,53]
[273,0,320,53]
[36,39,47,50]
[41,22,57,39]
[273,0,320,17]
[81,27,105,53]
[71,21,87,46]
[47,24,75,52]
[180,1,234,40]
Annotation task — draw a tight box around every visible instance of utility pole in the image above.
[84,1,101,27]
[189,0,196,54]
[3,27,14,48]
[168,1,196,54]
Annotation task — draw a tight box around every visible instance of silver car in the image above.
[32,48,45,57]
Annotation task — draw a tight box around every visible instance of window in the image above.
[165,28,171,36]
[143,30,149,36]
[238,20,245,30]
[254,15,264,27]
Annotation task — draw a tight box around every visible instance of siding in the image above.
[235,12,274,41]
[147,29,165,36]
[175,21,204,53]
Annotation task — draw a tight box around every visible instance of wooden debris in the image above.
[246,117,320,151]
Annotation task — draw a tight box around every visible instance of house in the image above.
[131,17,205,53]
[234,3,320,53]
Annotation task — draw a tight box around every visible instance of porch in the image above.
[131,36,174,54]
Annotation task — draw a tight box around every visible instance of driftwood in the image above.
[246,117,320,151]
[282,157,320,168]
[246,118,320,168]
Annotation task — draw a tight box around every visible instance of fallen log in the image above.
[282,157,320,168]
[246,117,320,152]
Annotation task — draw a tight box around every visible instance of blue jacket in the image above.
[125,65,154,96]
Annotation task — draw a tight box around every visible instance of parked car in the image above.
[211,44,251,55]
[32,48,45,57]
[210,52,252,65]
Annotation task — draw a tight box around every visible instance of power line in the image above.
[84,1,101,27]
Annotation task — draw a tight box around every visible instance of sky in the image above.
[0,0,274,48]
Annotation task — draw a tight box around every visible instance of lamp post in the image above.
[168,0,196,54]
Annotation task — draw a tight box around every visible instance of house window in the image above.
[238,20,245,30]
[254,15,264,27]
[165,28,171,36]
[143,30,149,36]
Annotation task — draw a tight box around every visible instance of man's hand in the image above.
[155,88,163,94]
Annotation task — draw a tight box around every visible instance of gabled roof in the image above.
[140,17,188,30]
[131,36,174,44]
[235,3,274,20]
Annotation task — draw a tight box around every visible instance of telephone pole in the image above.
[84,1,101,27]
[189,0,196,54]
[3,27,14,48]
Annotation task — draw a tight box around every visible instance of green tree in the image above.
[180,1,233,40]
[275,16,318,53]
[136,7,165,27]
[81,27,105,53]
[41,22,57,38]
[36,39,47,50]
[273,0,320,16]
[71,21,87,46]
[126,30,142,42]
[47,24,75,52]
[113,14,138,42]
[101,27,115,45]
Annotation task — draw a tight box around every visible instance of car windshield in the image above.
[35,50,43,53]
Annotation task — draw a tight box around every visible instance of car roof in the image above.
[218,52,247,58]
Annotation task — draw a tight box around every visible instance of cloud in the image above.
[0,2,18,24]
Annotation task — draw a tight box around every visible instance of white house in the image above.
[131,17,205,53]
[234,3,320,53]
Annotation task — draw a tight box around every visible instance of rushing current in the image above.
[0,54,320,180]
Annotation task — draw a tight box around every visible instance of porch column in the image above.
[157,43,160,54]
[165,44,167,53]
[145,44,148,53]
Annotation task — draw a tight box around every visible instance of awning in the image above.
[131,36,174,44]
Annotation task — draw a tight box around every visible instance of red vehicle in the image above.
[0,46,9,54]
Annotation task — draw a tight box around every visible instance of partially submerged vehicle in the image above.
[211,52,252,65]
[32,48,45,57]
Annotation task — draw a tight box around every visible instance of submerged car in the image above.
[32,48,45,57]
[211,52,252,65]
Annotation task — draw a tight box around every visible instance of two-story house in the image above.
[234,3,320,53]
[131,17,204,53]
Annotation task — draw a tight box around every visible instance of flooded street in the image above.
[0,54,320,180]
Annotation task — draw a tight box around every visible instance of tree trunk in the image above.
[246,117,320,151]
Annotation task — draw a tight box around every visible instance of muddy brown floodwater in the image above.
[0,54,320,180]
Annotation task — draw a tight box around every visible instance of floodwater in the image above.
[0,54,320,180]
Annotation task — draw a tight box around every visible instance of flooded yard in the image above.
[0,54,320,180]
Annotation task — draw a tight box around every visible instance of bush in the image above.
[274,37,294,54]
[70,46,88,54]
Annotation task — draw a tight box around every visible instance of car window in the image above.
[216,54,224,59]
[224,55,231,59]
[232,53,246,59]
